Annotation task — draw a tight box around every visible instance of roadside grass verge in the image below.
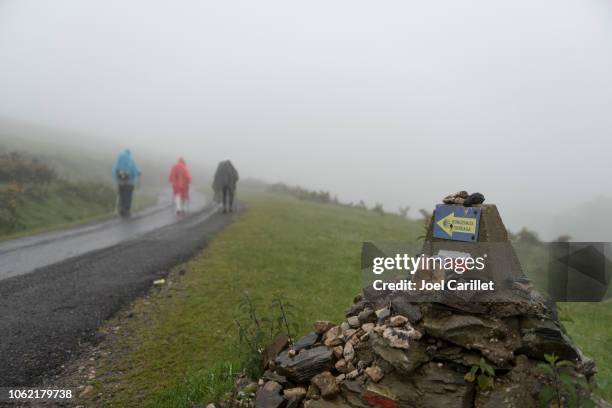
[0,186,156,241]
[79,191,611,406]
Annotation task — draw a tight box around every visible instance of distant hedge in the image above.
[268,183,336,204]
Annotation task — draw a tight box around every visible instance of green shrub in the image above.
[0,152,56,184]
[0,183,23,232]
[398,206,411,217]
[510,227,541,244]
[537,353,595,408]
[371,202,385,215]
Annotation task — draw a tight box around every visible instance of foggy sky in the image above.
[1,1,612,239]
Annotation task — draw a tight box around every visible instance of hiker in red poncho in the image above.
[168,158,192,215]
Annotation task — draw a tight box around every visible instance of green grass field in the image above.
[80,191,611,407]
[557,302,612,397]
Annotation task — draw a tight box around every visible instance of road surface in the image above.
[0,191,207,280]
[0,192,237,387]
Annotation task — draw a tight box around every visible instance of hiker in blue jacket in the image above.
[112,149,141,217]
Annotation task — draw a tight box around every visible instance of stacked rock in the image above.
[443,191,469,205]
[231,292,600,408]
[442,191,486,207]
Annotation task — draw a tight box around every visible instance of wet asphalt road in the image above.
[0,196,236,387]
[0,191,208,280]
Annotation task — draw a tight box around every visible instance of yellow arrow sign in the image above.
[436,212,477,237]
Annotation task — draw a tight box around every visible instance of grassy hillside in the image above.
[75,191,611,407]
[0,125,214,189]
[0,131,117,183]
[0,182,155,240]
[0,151,155,239]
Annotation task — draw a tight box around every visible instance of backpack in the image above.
[116,170,130,185]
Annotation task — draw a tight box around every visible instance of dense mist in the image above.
[1,0,611,240]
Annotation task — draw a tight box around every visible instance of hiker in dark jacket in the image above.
[212,160,239,213]
[112,149,141,218]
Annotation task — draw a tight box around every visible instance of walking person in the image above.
[168,157,192,215]
[212,160,239,213]
[112,149,141,218]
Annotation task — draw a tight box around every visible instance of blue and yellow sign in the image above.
[433,205,481,242]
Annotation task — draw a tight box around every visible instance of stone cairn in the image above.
[221,205,605,408]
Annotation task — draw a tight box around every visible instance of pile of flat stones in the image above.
[217,291,604,408]
[443,191,469,205]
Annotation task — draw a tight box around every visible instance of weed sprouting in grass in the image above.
[234,293,299,379]
[149,362,237,408]
[234,294,266,378]
[272,295,299,342]
[416,208,432,241]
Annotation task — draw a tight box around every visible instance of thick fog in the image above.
[1,1,612,240]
